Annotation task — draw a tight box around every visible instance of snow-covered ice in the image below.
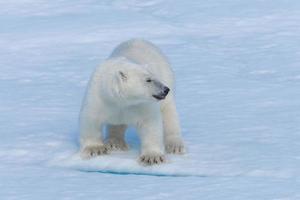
[1,0,300,199]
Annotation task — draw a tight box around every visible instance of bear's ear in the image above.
[118,71,127,81]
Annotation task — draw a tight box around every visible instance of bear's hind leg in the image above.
[105,124,129,151]
[161,95,185,154]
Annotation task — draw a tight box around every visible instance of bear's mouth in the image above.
[152,94,166,100]
[152,86,170,100]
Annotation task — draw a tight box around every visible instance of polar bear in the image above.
[79,39,185,165]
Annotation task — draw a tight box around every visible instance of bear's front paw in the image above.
[80,145,108,159]
[165,138,185,154]
[105,138,129,151]
[139,152,166,166]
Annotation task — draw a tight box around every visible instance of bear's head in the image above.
[101,60,170,105]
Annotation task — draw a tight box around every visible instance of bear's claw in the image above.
[139,153,165,166]
[105,138,129,151]
[80,145,108,159]
[165,138,185,154]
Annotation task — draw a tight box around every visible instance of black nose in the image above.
[163,86,170,96]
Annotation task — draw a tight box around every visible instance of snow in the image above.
[1,0,300,199]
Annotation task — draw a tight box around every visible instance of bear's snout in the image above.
[152,86,170,100]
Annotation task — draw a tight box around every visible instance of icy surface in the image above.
[1,0,300,199]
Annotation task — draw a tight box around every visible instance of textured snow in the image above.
[1,0,300,199]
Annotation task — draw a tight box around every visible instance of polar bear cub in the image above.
[79,39,185,165]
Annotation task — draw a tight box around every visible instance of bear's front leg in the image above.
[79,110,108,159]
[136,117,165,166]
[161,95,185,154]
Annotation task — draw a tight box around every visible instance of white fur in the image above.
[79,39,185,165]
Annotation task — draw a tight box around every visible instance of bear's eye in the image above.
[146,78,152,83]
